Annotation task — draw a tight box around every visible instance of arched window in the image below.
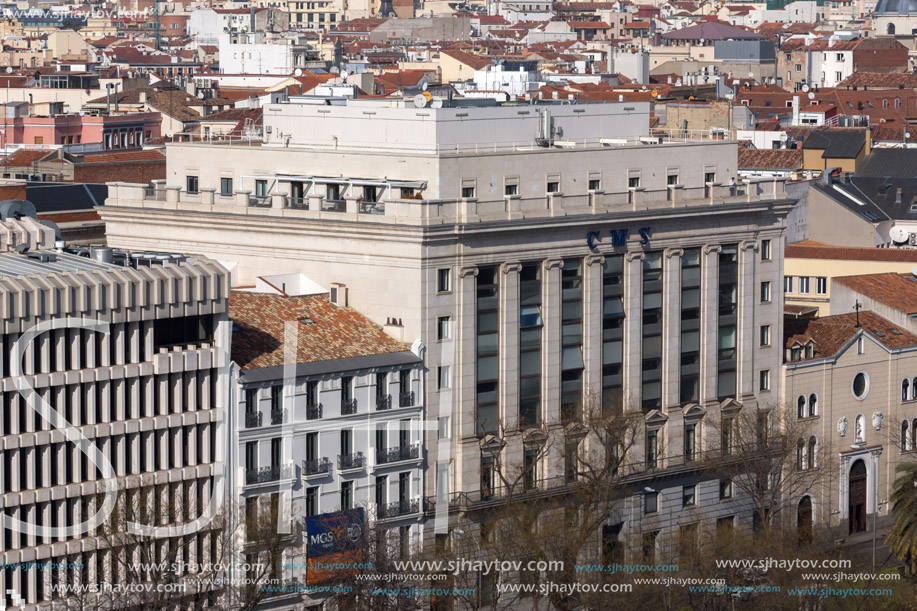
[888,23,896,34]
[797,395,806,419]
[904,379,910,402]
[912,418,917,451]
[912,377,916,398]
[807,436,817,468]
[808,393,817,417]
[903,420,910,451]
[797,438,806,470]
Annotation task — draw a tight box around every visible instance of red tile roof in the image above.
[737,148,802,170]
[785,311,917,359]
[786,243,917,262]
[440,48,491,70]
[834,273,917,314]
[838,72,917,89]
[0,149,51,167]
[80,149,166,164]
[229,292,409,370]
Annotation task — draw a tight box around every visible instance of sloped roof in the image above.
[0,149,52,167]
[833,273,917,315]
[229,292,410,370]
[80,149,166,163]
[784,311,917,360]
[802,129,865,159]
[786,242,917,263]
[662,21,762,40]
[737,148,802,170]
[440,48,492,70]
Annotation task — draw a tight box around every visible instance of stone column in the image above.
[583,254,605,406]
[456,266,478,496]
[499,262,521,431]
[542,258,564,424]
[701,244,721,406]
[623,252,644,413]
[662,248,684,410]
[738,241,758,403]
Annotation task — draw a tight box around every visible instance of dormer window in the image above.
[790,346,801,361]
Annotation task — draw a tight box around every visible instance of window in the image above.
[646,429,659,468]
[902,420,910,451]
[437,268,451,293]
[721,416,734,455]
[588,179,600,190]
[644,491,658,513]
[759,370,770,391]
[784,276,793,293]
[857,337,865,354]
[305,487,318,517]
[186,176,199,193]
[504,184,518,196]
[684,423,696,463]
[375,475,387,506]
[220,177,233,196]
[795,64,802,72]
[760,281,771,302]
[760,325,771,346]
[798,277,810,294]
[437,366,450,390]
[341,481,353,510]
[519,262,543,427]
[628,176,640,189]
[853,372,868,399]
[682,485,696,507]
[461,186,475,198]
[797,395,807,419]
[547,181,559,193]
[642,531,658,564]
[836,72,843,82]
[808,393,817,417]
[719,479,732,499]
[904,378,911,402]
[437,316,451,340]
[816,277,827,295]
[760,239,771,260]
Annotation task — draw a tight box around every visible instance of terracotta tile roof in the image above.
[786,243,917,262]
[440,48,491,70]
[784,311,917,359]
[834,273,917,314]
[838,72,917,89]
[80,149,166,163]
[737,148,802,170]
[229,292,409,370]
[784,304,819,317]
[0,149,51,167]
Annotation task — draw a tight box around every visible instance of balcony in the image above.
[399,391,415,407]
[376,443,420,465]
[304,457,332,477]
[307,403,323,420]
[378,499,420,519]
[338,452,365,471]
[270,408,287,426]
[245,465,292,485]
[244,412,262,429]
[286,196,307,210]
[341,399,357,415]
[322,199,345,212]
[248,195,271,208]
[376,394,392,410]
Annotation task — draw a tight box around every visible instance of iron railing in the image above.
[307,403,323,420]
[341,399,357,415]
[378,499,420,519]
[377,443,420,465]
[338,452,365,470]
[244,412,262,429]
[376,394,392,410]
[304,458,332,476]
[270,408,287,426]
[245,465,292,485]
[399,391,415,407]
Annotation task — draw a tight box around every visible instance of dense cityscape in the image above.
[2,0,917,608]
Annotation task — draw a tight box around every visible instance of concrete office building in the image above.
[0,203,230,610]
[100,97,795,575]
[228,289,425,599]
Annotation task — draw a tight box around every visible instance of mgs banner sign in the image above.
[305,508,365,585]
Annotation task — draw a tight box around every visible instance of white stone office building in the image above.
[100,97,795,573]
[0,210,230,610]
[227,290,425,594]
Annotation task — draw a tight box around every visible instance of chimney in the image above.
[139,90,147,104]
[330,283,348,307]
[792,95,800,125]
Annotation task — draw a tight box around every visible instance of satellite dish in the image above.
[197,91,205,99]
[294,68,303,76]
[430,97,443,109]
[422,83,428,91]
[808,92,815,100]
[4,67,10,74]
[165,131,174,139]
[748,71,754,78]
[330,66,340,74]
[907,132,912,139]
[802,84,810,92]
[890,226,910,244]
[413,94,428,108]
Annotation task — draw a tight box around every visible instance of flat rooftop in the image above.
[0,251,117,277]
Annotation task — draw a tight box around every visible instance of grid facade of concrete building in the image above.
[0,226,230,610]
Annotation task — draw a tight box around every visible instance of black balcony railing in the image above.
[270,408,287,426]
[378,499,420,519]
[342,399,357,415]
[399,391,415,407]
[376,443,420,465]
[244,412,262,429]
[338,452,365,470]
[376,394,392,410]
[304,457,332,476]
[307,403,323,420]
[245,464,292,485]
[286,196,307,210]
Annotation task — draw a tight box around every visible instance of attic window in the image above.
[873,329,886,338]
[891,328,903,335]
[298,316,315,325]
[909,204,917,212]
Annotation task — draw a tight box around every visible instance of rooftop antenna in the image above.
[854,299,861,328]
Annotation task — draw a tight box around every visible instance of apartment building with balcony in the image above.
[228,289,425,595]
[100,96,796,579]
[0,207,230,610]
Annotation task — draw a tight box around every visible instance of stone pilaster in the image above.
[542,258,564,424]
[623,252,644,413]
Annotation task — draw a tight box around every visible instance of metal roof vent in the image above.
[26,252,56,263]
